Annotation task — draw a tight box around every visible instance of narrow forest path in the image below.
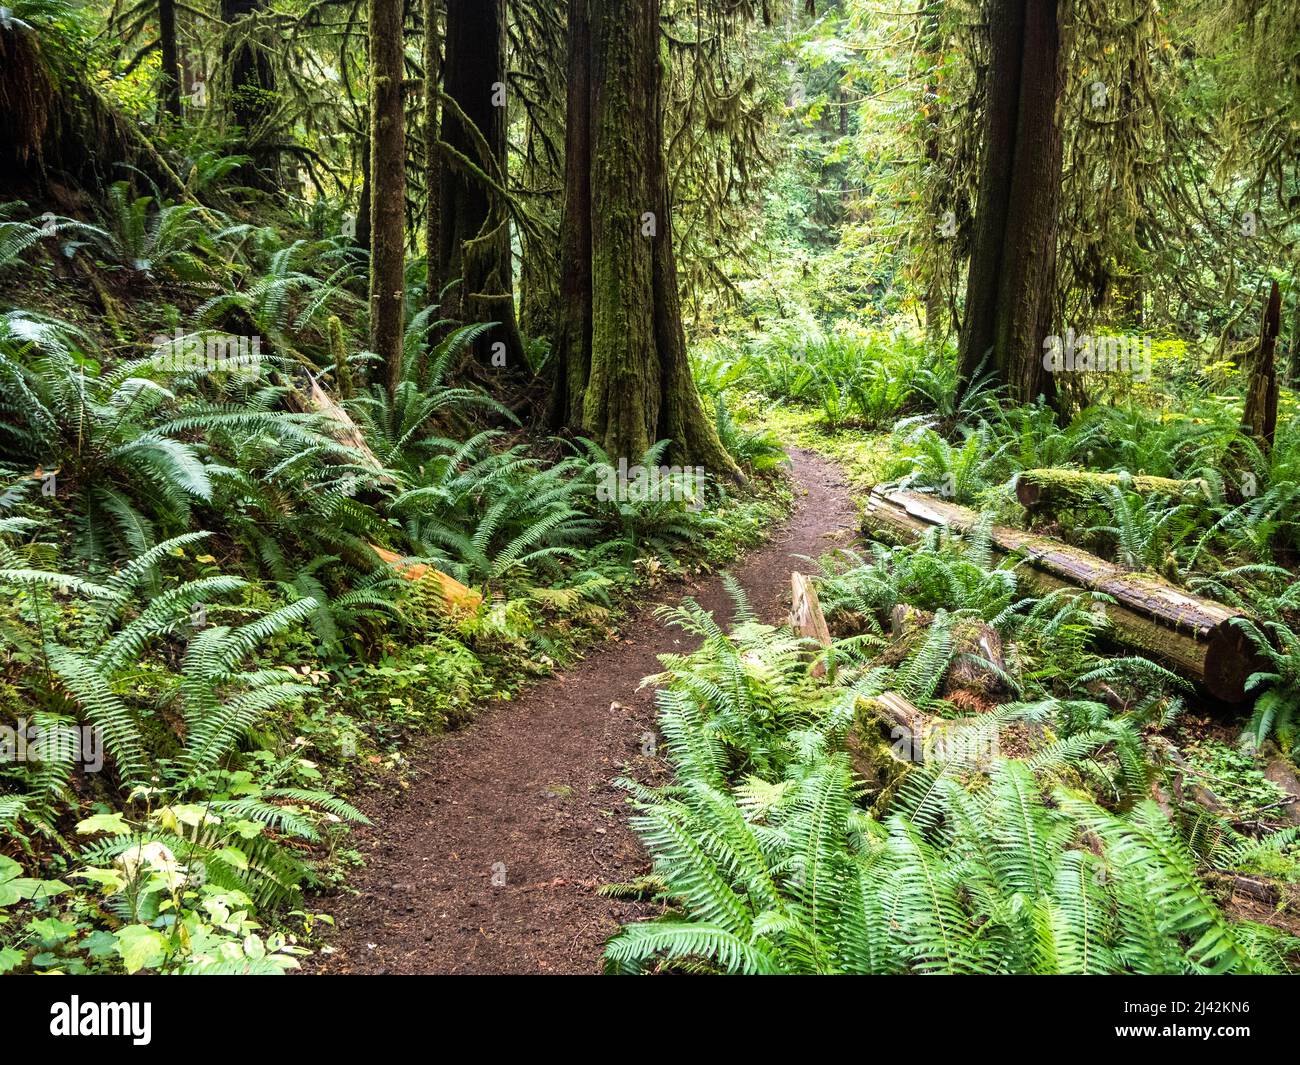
[313,447,859,974]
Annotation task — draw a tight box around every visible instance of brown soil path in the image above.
[312,447,858,974]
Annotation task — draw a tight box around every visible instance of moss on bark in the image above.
[550,0,739,479]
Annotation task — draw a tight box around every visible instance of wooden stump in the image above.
[789,571,832,677]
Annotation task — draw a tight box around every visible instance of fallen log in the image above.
[862,486,1264,703]
[1014,468,1204,513]
[368,544,483,611]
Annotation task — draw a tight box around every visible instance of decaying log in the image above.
[853,692,994,767]
[1014,468,1204,513]
[789,571,832,677]
[844,691,922,791]
[368,544,483,611]
[863,691,931,761]
[889,604,1008,698]
[862,486,1264,703]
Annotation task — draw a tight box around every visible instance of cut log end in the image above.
[1203,619,1268,705]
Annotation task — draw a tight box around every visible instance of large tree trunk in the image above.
[1242,280,1281,452]
[958,0,1062,404]
[920,0,946,344]
[368,0,406,395]
[438,0,523,367]
[423,0,442,307]
[518,116,558,340]
[221,0,278,189]
[548,0,738,477]
[547,0,594,432]
[158,0,182,119]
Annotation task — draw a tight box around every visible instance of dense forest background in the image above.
[2,0,1300,976]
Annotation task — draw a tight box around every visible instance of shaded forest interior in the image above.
[2,0,1300,976]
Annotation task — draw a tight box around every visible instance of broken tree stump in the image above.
[851,692,995,768]
[861,486,1265,702]
[790,571,832,677]
[888,605,1008,700]
[286,373,389,473]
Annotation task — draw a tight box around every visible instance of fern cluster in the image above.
[606,593,1298,975]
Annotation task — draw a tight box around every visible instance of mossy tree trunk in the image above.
[368,0,406,395]
[958,0,1062,405]
[920,0,946,343]
[1242,279,1281,451]
[158,0,182,119]
[438,0,524,368]
[548,0,738,478]
[423,0,442,308]
[221,0,278,189]
[518,114,558,340]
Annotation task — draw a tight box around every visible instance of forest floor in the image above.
[309,446,859,974]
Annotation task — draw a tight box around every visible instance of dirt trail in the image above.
[313,447,858,974]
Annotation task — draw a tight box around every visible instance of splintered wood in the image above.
[790,571,832,677]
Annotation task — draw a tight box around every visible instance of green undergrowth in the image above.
[0,193,794,974]
[605,530,1300,974]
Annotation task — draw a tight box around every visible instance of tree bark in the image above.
[221,0,278,188]
[920,0,946,344]
[158,0,182,119]
[958,0,1062,404]
[423,0,442,307]
[368,0,406,395]
[1242,279,1281,452]
[438,0,523,367]
[548,0,738,477]
[547,0,594,430]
